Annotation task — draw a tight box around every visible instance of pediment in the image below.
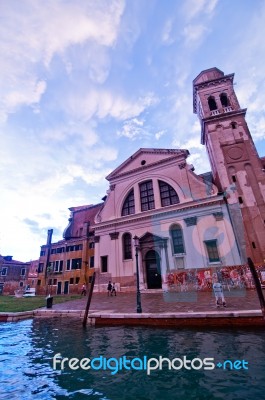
[106,148,188,181]
[139,232,167,245]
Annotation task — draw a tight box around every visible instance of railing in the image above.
[210,110,220,116]
[223,106,233,113]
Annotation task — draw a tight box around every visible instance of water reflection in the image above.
[0,318,265,399]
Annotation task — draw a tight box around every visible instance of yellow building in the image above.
[36,203,102,295]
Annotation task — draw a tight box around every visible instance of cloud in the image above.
[65,90,158,122]
[182,24,209,46]
[162,19,175,45]
[182,0,218,21]
[0,0,125,119]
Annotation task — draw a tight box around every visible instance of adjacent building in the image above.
[36,203,102,295]
[0,255,30,295]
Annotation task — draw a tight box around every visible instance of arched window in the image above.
[220,93,229,107]
[139,180,155,211]
[231,122,237,129]
[122,190,135,216]
[208,96,217,111]
[159,180,180,207]
[123,233,132,260]
[170,225,185,254]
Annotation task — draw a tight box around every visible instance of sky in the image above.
[1,0,265,262]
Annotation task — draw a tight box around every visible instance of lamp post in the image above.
[133,235,142,313]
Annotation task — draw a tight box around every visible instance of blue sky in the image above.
[1,0,265,261]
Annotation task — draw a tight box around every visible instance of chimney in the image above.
[46,229,53,246]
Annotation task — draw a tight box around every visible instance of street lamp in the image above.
[133,235,142,313]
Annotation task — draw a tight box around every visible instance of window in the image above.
[71,258,82,270]
[205,240,220,263]
[122,189,135,216]
[231,122,237,129]
[220,93,229,107]
[101,256,108,273]
[21,268,26,276]
[56,247,65,254]
[70,278,74,284]
[66,260,71,271]
[123,233,132,260]
[89,242,95,249]
[76,277,80,284]
[37,280,41,286]
[38,263,44,273]
[140,181,155,211]
[170,225,185,254]
[19,281,24,287]
[51,249,56,254]
[208,96,217,111]
[238,196,243,204]
[159,181,180,207]
[89,256,94,268]
[1,267,8,276]
[40,250,46,257]
[232,175,237,183]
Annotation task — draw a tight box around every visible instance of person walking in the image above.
[111,282,117,296]
[81,284,87,296]
[212,275,226,307]
[107,281,112,296]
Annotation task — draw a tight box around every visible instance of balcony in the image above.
[210,110,220,116]
[223,106,233,113]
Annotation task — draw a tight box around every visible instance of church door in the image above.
[145,250,162,289]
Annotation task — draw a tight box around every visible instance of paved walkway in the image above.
[51,288,264,314]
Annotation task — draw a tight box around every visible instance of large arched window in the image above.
[159,180,180,207]
[123,233,132,260]
[139,180,155,211]
[208,96,217,111]
[122,190,135,216]
[170,225,185,254]
[220,93,229,107]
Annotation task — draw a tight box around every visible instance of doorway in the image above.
[145,250,162,289]
[57,281,62,295]
[64,281,69,294]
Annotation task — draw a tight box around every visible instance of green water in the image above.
[0,318,265,399]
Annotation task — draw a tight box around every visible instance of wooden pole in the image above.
[247,257,265,320]
[82,272,96,327]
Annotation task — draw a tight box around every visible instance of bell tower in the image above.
[193,67,265,264]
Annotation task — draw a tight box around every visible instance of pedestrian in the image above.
[212,276,226,307]
[111,282,116,296]
[81,284,87,296]
[107,281,112,296]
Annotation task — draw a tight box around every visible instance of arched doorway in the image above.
[145,250,162,289]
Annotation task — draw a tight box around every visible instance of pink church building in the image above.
[92,67,265,292]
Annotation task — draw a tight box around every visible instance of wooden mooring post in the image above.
[248,257,265,320]
[82,272,96,327]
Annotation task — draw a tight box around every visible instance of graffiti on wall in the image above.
[166,265,265,292]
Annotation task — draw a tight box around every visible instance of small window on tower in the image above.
[220,93,229,107]
[208,96,217,111]
[238,196,243,204]
[231,122,237,129]
[232,175,237,183]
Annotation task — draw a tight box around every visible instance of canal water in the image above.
[0,318,265,400]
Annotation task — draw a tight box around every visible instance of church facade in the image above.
[92,67,265,292]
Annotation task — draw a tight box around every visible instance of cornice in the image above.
[93,197,224,231]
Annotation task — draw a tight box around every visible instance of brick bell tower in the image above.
[193,67,265,264]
